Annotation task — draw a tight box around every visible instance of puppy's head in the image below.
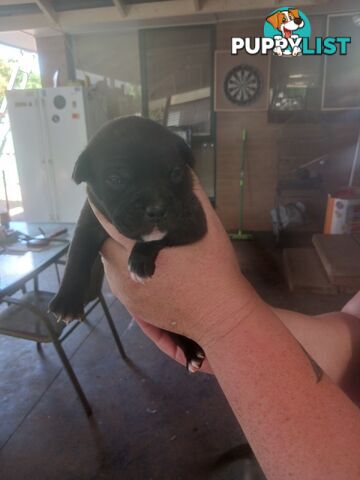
[266,9,304,38]
[73,116,195,241]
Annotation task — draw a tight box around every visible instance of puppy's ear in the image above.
[289,9,300,19]
[72,149,91,184]
[266,12,281,30]
[177,138,195,168]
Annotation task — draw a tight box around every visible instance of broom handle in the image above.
[239,129,247,230]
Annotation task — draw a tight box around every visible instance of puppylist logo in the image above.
[232,7,351,57]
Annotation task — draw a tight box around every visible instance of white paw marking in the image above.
[188,359,202,373]
[129,269,146,284]
[128,261,147,283]
[57,314,76,325]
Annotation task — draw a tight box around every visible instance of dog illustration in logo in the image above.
[266,9,304,56]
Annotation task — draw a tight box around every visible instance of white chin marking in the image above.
[142,228,167,242]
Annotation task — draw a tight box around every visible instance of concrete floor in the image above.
[0,233,350,480]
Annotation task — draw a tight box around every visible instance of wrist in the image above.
[191,277,262,350]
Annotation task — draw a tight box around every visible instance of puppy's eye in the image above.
[106,174,124,188]
[171,165,184,183]
[282,17,286,22]
[289,14,294,20]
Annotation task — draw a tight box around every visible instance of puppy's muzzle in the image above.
[145,202,168,222]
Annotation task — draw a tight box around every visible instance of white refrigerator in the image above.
[6,86,108,223]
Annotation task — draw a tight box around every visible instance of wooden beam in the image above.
[0,0,33,4]
[0,31,37,51]
[56,0,321,26]
[0,0,341,32]
[0,13,50,32]
[34,0,58,24]
[113,0,127,17]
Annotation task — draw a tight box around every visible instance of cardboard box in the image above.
[324,188,360,234]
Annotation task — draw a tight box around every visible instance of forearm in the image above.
[204,297,360,480]
[273,308,355,384]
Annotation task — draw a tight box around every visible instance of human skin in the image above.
[273,308,360,402]
[133,308,360,403]
[89,179,360,480]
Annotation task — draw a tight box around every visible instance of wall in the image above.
[35,20,360,232]
[72,31,141,87]
[215,18,360,232]
[36,35,70,87]
[71,31,142,117]
[216,20,278,231]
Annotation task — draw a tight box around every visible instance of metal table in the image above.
[0,222,74,300]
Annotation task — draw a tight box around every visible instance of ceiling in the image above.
[0,0,357,51]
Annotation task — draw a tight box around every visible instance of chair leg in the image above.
[54,263,61,285]
[51,336,92,416]
[36,342,42,351]
[98,293,127,360]
[33,276,39,292]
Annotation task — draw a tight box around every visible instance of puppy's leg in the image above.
[128,194,208,367]
[49,201,108,323]
[168,333,206,373]
[128,240,165,282]
[128,239,207,372]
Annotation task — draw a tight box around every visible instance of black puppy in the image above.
[49,116,207,372]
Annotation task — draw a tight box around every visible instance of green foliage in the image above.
[26,71,42,89]
[0,59,11,100]
[0,57,41,103]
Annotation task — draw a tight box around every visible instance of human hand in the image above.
[90,174,257,351]
[134,318,213,374]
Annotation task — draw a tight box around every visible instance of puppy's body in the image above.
[49,116,207,371]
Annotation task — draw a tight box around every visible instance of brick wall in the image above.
[216,20,278,231]
[215,19,360,232]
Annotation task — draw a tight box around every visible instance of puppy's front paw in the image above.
[170,334,206,374]
[49,291,84,324]
[187,347,205,374]
[128,252,156,282]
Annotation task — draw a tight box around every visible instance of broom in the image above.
[229,129,253,241]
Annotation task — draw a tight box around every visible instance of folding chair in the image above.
[0,256,126,416]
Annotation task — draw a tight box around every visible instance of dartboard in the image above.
[224,65,261,106]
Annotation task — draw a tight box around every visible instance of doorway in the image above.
[139,25,216,203]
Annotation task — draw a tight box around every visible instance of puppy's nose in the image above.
[145,203,167,221]
[294,18,303,25]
